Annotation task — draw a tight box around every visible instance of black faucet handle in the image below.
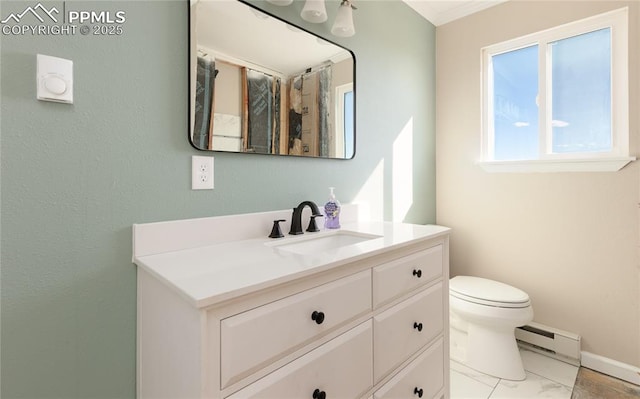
[307,214,323,233]
[269,219,286,238]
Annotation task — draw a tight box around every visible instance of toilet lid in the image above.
[450,276,530,307]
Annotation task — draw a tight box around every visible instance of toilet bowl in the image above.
[449,276,533,381]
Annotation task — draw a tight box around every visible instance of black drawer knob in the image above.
[414,387,423,397]
[311,311,325,325]
[413,269,422,278]
[413,322,423,332]
[313,388,326,399]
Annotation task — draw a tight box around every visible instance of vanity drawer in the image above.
[226,320,373,399]
[220,270,371,388]
[374,337,444,399]
[373,282,443,382]
[373,245,443,308]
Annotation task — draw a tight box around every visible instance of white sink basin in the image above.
[269,231,381,255]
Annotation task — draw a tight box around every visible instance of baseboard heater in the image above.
[515,321,581,366]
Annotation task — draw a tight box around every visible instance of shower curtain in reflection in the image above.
[245,69,281,154]
[193,52,217,149]
[287,65,332,157]
[318,67,331,157]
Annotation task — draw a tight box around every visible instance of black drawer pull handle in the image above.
[413,269,422,278]
[413,322,423,332]
[311,311,325,325]
[313,388,326,399]
[414,387,423,397]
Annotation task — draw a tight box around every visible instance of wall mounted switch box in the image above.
[37,54,73,104]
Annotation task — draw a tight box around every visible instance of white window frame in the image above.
[479,7,634,173]
[335,82,353,159]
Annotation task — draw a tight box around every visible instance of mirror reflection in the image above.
[189,0,355,159]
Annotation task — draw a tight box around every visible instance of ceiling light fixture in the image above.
[300,0,328,23]
[268,0,356,37]
[331,0,356,37]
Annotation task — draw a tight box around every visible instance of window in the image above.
[480,8,633,172]
[336,83,354,159]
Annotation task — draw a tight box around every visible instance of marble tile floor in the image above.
[451,348,579,399]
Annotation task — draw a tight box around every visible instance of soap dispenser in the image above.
[324,187,341,229]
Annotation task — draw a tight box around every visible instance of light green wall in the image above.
[0,1,435,397]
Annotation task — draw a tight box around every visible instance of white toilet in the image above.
[449,275,534,381]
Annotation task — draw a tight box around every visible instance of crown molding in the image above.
[403,0,508,26]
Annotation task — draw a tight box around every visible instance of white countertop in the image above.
[134,219,450,308]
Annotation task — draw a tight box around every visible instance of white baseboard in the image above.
[581,351,640,386]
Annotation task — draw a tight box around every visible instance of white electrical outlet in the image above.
[192,155,214,190]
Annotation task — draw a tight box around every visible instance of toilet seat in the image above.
[450,276,530,308]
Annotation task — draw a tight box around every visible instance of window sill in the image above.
[478,157,636,173]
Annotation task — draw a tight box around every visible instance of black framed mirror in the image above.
[189,0,356,159]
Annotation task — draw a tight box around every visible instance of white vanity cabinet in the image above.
[134,216,449,399]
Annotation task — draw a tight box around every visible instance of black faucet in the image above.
[289,201,323,235]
